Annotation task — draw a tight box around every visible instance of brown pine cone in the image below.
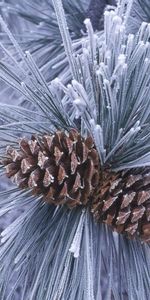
[1,129,150,242]
[2,129,100,208]
[91,169,150,242]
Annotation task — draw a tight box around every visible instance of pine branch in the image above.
[0,1,149,299]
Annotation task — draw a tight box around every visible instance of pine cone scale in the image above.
[6,162,20,177]
[21,157,36,174]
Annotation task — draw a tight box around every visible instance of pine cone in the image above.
[2,129,150,242]
[91,169,150,242]
[2,129,99,208]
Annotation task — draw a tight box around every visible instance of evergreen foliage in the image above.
[0,0,149,299]
[127,0,150,33]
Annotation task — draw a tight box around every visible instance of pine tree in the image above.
[0,0,149,299]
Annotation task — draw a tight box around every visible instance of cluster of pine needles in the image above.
[0,0,149,299]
